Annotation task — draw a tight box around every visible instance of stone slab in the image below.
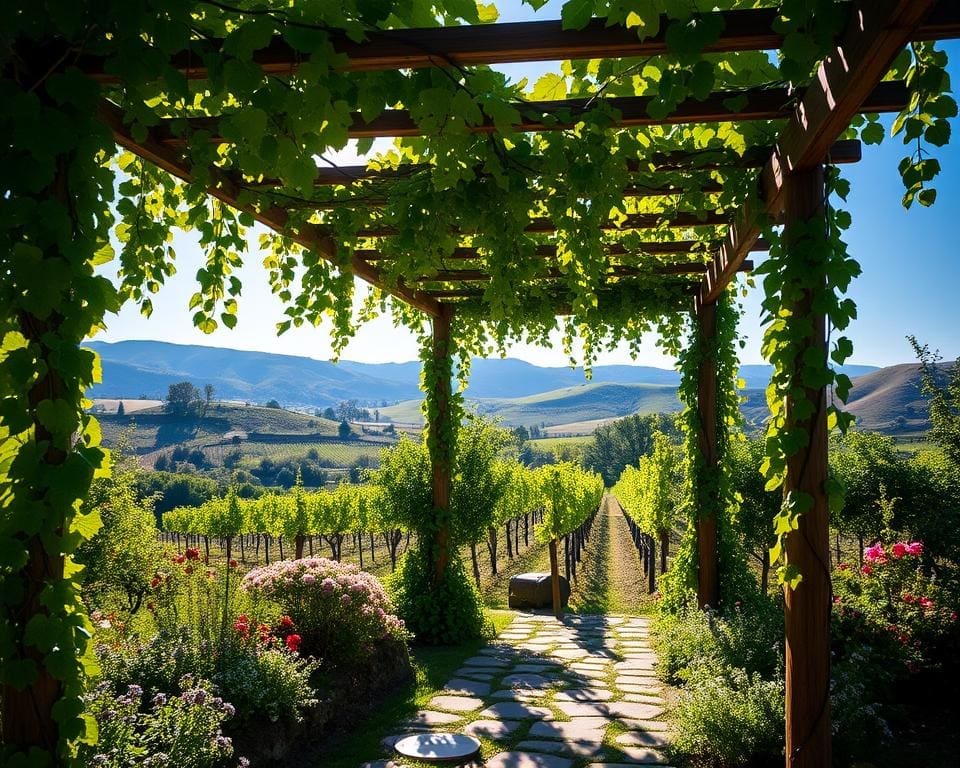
[616,684,663,696]
[403,710,463,727]
[621,693,664,705]
[513,664,561,674]
[490,689,544,702]
[485,752,573,768]
[502,673,552,689]
[616,731,673,749]
[453,669,495,681]
[528,718,609,741]
[619,719,673,732]
[614,746,670,764]
[515,739,605,758]
[463,719,522,740]
[553,688,615,702]
[428,695,484,712]
[442,678,491,697]
[462,656,510,668]
[479,702,554,720]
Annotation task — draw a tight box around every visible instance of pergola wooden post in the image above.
[782,165,832,768]
[695,299,720,608]
[428,305,454,582]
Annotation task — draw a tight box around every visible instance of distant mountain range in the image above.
[86,340,927,433]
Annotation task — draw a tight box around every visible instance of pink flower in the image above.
[919,597,934,610]
[279,615,295,630]
[861,564,873,576]
[906,541,924,556]
[950,611,957,622]
[302,573,316,585]
[285,634,302,653]
[837,563,849,571]
[891,542,907,559]
[185,547,200,561]
[340,594,352,606]
[903,593,914,604]
[864,543,886,563]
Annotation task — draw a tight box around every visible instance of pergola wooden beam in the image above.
[97,99,443,318]
[698,0,943,308]
[282,180,727,210]
[356,210,730,238]
[412,260,754,284]
[355,239,769,263]
[263,140,861,188]
[157,82,907,141]
[78,1,960,80]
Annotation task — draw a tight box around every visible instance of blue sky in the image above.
[96,5,960,370]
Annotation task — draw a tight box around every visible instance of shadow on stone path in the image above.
[361,613,675,767]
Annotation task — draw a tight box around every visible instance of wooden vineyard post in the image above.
[695,299,720,609]
[647,535,656,594]
[782,164,831,768]
[548,538,562,618]
[429,306,455,583]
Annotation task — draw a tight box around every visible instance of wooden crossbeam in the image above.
[78,2,960,81]
[246,140,860,189]
[698,0,940,308]
[414,260,754,284]
[157,82,906,142]
[96,100,442,317]
[355,238,769,263]
[281,179,727,210]
[356,211,729,238]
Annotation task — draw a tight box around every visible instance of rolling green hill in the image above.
[380,381,683,428]
[380,364,933,436]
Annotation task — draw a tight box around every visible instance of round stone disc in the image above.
[393,732,481,763]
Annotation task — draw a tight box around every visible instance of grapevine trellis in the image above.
[2,1,959,766]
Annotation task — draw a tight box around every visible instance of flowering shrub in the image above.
[79,677,247,768]
[96,626,318,726]
[242,557,406,665]
[833,538,958,671]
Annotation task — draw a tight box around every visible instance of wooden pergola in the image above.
[74,2,959,766]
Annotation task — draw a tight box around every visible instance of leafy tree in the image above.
[375,436,432,532]
[909,336,960,465]
[265,398,281,409]
[77,442,164,615]
[728,436,779,593]
[450,417,512,583]
[322,407,337,420]
[116,400,125,416]
[584,413,679,485]
[338,419,352,439]
[830,431,908,562]
[165,381,201,416]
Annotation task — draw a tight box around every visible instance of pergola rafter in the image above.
[153,81,908,141]
[78,2,960,79]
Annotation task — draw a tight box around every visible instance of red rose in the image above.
[285,634,302,653]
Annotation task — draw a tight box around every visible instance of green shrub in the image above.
[96,626,318,727]
[655,601,782,685]
[672,664,784,767]
[389,548,488,645]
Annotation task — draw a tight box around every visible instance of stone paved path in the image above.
[361,613,675,767]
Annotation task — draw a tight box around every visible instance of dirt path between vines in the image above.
[565,493,656,616]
